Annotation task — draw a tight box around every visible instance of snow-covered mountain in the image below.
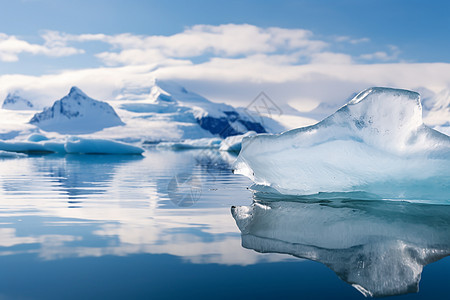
[30,87,125,134]
[2,93,34,110]
[119,80,268,138]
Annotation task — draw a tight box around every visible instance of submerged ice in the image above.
[234,87,450,199]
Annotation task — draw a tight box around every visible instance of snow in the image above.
[30,87,125,134]
[219,131,256,152]
[1,80,448,154]
[0,80,283,144]
[234,87,450,198]
[119,80,270,139]
[231,199,450,297]
[0,137,144,155]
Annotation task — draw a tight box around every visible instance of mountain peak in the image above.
[30,88,124,134]
[2,93,34,110]
[68,86,87,97]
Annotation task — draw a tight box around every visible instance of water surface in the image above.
[0,149,448,299]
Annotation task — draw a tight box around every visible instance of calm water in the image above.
[0,149,448,299]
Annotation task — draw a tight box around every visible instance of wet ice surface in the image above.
[0,149,448,299]
[235,88,450,200]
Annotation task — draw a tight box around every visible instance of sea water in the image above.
[0,149,448,299]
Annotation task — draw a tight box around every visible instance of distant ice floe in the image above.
[234,87,450,201]
[156,137,222,150]
[0,150,27,158]
[0,136,144,155]
[155,131,259,153]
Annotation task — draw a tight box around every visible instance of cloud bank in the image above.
[0,24,449,124]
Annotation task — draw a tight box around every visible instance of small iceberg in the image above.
[234,87,450,199]
[0,136,144,155]
[64,137,144,155]
[0,150,27,158]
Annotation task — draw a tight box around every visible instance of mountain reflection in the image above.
[33,154,143,201]
[231,194,450,297]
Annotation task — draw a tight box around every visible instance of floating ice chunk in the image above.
[0,137,144,155]
[42,141,66,153]
[157,138,222,150]
[231,198,450,297]
[234,87,450,197]
[27,133,49,142]
[0,150,27,158]
[64,137,144,155]
[0,140,52,153]
[219,131,256,152]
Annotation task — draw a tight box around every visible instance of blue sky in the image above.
[1,0,449,70]
[1,0,450,110]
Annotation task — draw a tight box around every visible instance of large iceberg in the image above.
[234,87,450,200]
[231,196,450,297]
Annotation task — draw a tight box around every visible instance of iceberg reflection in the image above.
[231,194,450,297]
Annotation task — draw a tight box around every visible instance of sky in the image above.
[1,0,450,113]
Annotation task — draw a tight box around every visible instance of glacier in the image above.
[234,87,450,200]
[231,196,450,297]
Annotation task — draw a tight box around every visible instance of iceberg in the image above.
[234,87,450,199]
[0,150,27,158]
[231,196,450,297]
[219,131,256,152]
[0,137,144,155]
[64,137,144,155]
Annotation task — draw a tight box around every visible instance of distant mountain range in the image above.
[1,80,449,141]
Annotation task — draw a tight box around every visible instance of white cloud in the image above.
[0,32,84,62]
[309,52,353,64]
[335,36,370,44]
[360,45,401,62]
[2,24,449,129]
[41,24,329,66]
